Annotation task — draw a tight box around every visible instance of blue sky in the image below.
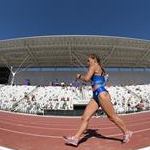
[0,0,150,40]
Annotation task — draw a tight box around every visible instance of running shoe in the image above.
[123,131,133,144]
[63,136,79,146]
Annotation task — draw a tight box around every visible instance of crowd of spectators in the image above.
[0,84,150,114]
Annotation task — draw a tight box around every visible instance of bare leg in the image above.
[74,99,99,139]
[98,92,130,135]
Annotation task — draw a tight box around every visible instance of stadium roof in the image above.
[0,35,150,68]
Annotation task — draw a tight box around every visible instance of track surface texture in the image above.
[0,110,150,150]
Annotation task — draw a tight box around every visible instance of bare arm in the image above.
[77,66,95,82]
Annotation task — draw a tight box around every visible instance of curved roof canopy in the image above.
[0,35,150,68]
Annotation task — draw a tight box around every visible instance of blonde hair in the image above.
[89,54,106,75]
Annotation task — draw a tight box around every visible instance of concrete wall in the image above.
[109,71,150,85]
[11,71,150,86]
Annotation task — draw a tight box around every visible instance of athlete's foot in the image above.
[63,136,79,146]
[123,131,133,144]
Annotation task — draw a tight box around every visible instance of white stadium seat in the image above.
[0,84,150,114]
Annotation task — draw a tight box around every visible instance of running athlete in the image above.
[63,54,132,146]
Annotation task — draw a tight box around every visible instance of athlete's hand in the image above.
[77,74,81,79]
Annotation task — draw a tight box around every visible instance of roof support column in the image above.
[26,45,40,67]
[72,53,87,71]
[69,46,73,69]
[10,55,29,85]
[136,48,150,67]
[1,55,29,85]
[101,46,116,65]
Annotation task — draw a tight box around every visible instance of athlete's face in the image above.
[87,57,94,66]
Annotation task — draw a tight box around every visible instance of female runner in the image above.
[63,54,132,146]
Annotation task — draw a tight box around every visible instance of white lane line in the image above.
[0,116,150,127]
[0,110,149,126]
[0,146,15,150]
[99,127,148,138]
[0,127,62,139]
[0,109,150,118]
[0,118,150,131]
[137,146,150,150]
[0,125,150,139]
[0,131,150,150]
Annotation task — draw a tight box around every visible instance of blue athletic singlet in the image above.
[91,74,108,104]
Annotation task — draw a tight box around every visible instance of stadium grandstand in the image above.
[0,35,150,116]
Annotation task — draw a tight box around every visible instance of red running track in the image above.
[0,110,150,150]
